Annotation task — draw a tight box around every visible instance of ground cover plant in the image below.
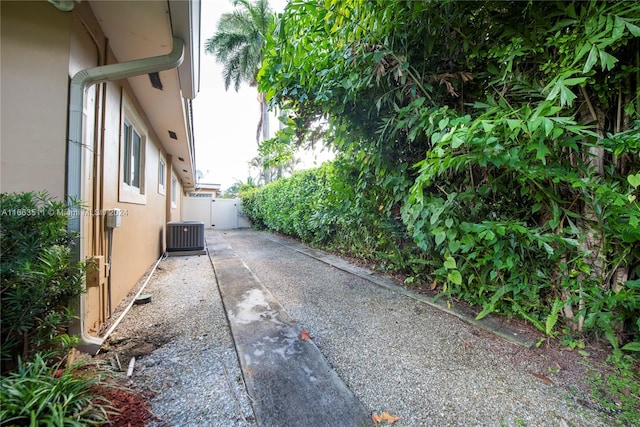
[0,353,114,426]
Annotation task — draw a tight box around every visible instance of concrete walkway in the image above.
[208,232,372,427]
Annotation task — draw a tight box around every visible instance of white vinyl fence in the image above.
[182,196,251,230]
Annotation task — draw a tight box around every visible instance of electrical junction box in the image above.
[105,209,122,228]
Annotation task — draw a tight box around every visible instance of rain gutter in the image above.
[68,38,185,354]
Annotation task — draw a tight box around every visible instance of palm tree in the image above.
[205,0,274,145]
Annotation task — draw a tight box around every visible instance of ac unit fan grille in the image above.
[166,221,205,252]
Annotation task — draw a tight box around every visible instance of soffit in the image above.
[88,0,196,188]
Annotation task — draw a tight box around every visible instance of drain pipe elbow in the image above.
[68,38,185,354]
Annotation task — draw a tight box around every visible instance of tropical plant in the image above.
[205,0,275,144]
[1,191,86,371]
[0,353,114,426]
[257,0,640,352]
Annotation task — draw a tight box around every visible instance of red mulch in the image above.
[95,384,162,427]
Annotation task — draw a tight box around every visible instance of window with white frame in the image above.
[171,176,178,208]
[123,119,142,190]
[119,98,146,204]
[158,159,166,194]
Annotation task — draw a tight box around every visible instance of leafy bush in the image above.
[1,192,86,370]
[0,353,114,426]
[256,0,640,353]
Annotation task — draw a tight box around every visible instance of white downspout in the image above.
[68,38,185,353]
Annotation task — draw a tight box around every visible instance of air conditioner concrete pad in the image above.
[166,249,207,257]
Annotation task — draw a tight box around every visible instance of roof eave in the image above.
[169,0,200,100]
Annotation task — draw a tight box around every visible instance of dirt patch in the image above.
[100,334,174,362]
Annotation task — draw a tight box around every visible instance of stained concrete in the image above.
[208,234,372,427]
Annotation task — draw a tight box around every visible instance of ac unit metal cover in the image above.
[166,221,205,252]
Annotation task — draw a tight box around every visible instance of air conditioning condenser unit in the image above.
[166,221,205,255]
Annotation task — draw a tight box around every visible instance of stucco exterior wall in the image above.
[90,59,180,330]
[0,1,71,200]
[1,1,186,337]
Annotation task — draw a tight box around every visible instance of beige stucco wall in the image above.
[0,1,71,200]
[92,62,178,331]
[1,1,185,336]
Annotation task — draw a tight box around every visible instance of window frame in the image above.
[171,175,178,208]
[158,158,166,195]
[119,94,146,205]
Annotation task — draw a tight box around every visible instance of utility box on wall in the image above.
[166,221,205,255]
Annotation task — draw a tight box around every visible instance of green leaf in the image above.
[612,16,626,40]
[621,342,640,352]
[543,118,554,136]
[444,255,457,270]
[598,50,618,71]
[481,121,494,133]
[476,303,494,320]
[545,298,562,336]
[536,141,551,165]
[583,45,599,74]
[451,135,465,149]
[448,240,461,253]
[448,270,462,285]
[563,77,587,86]
[435,230,446,246]
[506,119,522,131]
[627,173,640,188]
[559,83,577,106]
[625,279,640,289]
[625,21,640,37]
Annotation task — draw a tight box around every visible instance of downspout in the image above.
[68,37,185,353]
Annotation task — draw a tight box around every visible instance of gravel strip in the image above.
[99,253,256,427]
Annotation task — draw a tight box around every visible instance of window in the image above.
[123,120,142,189]
[171,176,178,208]
[119,104,146,205]
[158,159,166,194]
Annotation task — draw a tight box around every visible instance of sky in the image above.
[193,0,331,191]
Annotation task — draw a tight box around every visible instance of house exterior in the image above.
[191,182,222,198]
[1,0,201,351]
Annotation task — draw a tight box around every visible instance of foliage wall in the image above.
[252,0,640,352]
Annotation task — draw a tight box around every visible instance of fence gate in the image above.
[182,196,250,230]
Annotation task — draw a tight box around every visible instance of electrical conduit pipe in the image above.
[67,38,185,353]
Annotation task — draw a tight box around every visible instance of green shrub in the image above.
[1,192,86,370]
[0,353,114,426]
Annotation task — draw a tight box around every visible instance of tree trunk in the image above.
[562,88,607,333]
[256,92,270,144]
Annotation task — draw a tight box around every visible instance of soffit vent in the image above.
[148,72,163,90]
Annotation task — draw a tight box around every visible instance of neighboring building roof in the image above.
[195,183,222,191]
